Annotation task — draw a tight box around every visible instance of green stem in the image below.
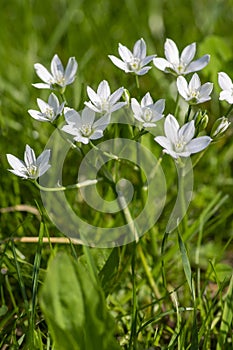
[174,92,180,118]
[34,178,102,192]
[225,104,233,117]
[89,140,119,160]
[185,104,192,123]
[129,242,138,350]
[135,75,140,89]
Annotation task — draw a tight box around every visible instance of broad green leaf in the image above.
[39,252,120,350]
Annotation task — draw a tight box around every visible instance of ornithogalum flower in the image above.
[211,116,231,138]
[84,80,126,114]
[28,93,65,122]
[33,54,78,90]
[7,145,51,179]
[218,72,233,104]
[61,107,110,144]
[108,38,155,75]
[131,93,165,128]
[153,38,210,76]
[177,73,213,104]
[154,114,212,159]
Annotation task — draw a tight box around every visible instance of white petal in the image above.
[61,124,79,136]
[37,98,50,114]
[177,76,189,99]
[32,83,51,89]
[7,154,26,171]
[219,90,233,104]
[141,92,153,107]
[24,145,36,167]
[90,130,104,140]
[164,114,179,142]
[164,39,179,65]
[199,82,213,98]
[110,102,126,112]
[153,57,172,72]
[109,87,124,105]
[189,73,201,90]
[185,54,210,74]
[81,107,95,124]
[97,80,111,99]
[34,63,54,84]
[187,136,212,153]
[218,72,233,91]
[141,55,156,66]
[51,54,64,81]
[8,169,28,178]
[48,93,59,110]
[180,43,196,64]
[108,55,127,71]
[154,136,173,152]
[136,67,151,75]
[153,99,165,114]
[133,38,146,59]
[37,149,51,167]
[93,113,110,131]
[64,108,81,126]
[179,120,195,143]
[64,57,78,85]
[87,86,101,105]
[28,109,49,122]
[84,101,101,113]
[118,43,133,61]
[131,98,143,120]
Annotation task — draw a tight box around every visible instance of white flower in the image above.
[108,38,155,75]
[177,73,213,104]
[28,93,65,122]
[61,107,110,144]
[154,114,212,159]
[84,80,126,114]
[6,145,51,179]
[211,116,231,138]
[218,72,233,104]
[153,38,210,76]
[131,92,165,128]
[33,54,78,90]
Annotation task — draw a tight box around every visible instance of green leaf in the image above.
[178,231,193,296]
[39,252,120,350]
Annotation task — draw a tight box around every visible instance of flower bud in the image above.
[123,89,131,107]
[211,117,231,138]
[199,114,209,131]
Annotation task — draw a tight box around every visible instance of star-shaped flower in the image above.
[7,145,51,179]
[61,107,110,144]
[177,73,213,104]
[131,92,165,128]
[84,80,126,114]
[154,114,212,159]
[108,38,155,75]
[28,93,65,122]
[33,54,78,90]
[153,38,210,76]
[218,72,233,104]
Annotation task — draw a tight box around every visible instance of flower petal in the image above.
[179,120,195,143]
[109,87,124,105]
[187,136,212,153]
[141,92,153,107]
[34,63,54,84]
[64,57,78,85]
[133,38,146,59]
[24,145,36,167]
[118,43,133,61]
[180,43,196,65]
[165,39,179,65]
[153,57,172,72]
[108,55,127,71]
[86,86,101,106]
[189,73,201,90]
[185,54,210,74]
[51,54,64,81]
[6,154,26,172]
[97,80,111,99]
[218,72,233,90]
[64,108,82,126]
[164,114,179,142]
[81,107,95,125]
[177,76,189,99]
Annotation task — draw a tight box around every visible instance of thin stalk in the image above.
[225,103,233,117]
[34,178,102,192]
[129,242,138,350]
[174,92,180,118]
[185,104,192,123]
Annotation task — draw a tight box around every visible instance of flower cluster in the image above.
[6,38,231,181]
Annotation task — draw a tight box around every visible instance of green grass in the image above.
[0,0,233,349]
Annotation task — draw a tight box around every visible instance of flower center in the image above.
[174,138,186,152]
[45,107,55,119]
[129,57,141,72]
[100,98,110,112]
[143,108,153,122]
[79,123,93,137]
[176,60,186,74]
[27,164,38,177]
